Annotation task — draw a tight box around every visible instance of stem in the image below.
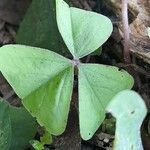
[122,0,131,64]
[53,89,81,149]
[72,59,81,67]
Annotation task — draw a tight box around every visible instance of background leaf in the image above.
[9,106,37,150]
[16,0,71,57]
[56,0,113,58]
[0,99,11,150]
[0,98,37,150]
[106,90,147,150]
[79,64,134,140]
[0,44,74,136]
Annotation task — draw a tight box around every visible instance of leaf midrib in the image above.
[80,67,105,114]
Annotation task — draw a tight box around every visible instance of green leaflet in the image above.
[56,0,113,58]
[23,67,74,135]
[31,141,45,150]
[31,130,52,150]
[0,99,37,150]
[0,44,72,99]
[79,64,134,140]
[0,44,74,136]
[107,90,147,150]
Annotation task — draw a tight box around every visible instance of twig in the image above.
[116,63,150,78]
[122,0,131,64]
[79,0,92,10]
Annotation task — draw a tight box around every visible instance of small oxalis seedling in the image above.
[0,0,138,145]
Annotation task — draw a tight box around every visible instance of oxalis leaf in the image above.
[31,130,52,150]
[79,64,134,140]
[106,90,147,150]
[0,0,134,141]
[0,44,74,136]
[56,0,113,58]
[0,98,37,150]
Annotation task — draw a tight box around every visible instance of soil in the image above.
[0,0,150,150]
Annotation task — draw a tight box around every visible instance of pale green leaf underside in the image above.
[56,0,113,58]
[0,44,74,136]
[107,90,147,150]
[79,64,134,140]
[23,67,74,135]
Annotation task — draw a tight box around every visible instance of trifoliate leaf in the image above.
[79,64,134,140]
[56,0,113,58]
[107,90,147,150]
[0,44,74,136]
